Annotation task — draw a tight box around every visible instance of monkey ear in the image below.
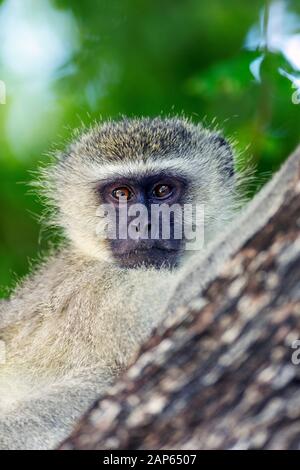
[210,134,235,178]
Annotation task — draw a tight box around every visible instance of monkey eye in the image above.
[152,183,173,199]
[111,186,132,201]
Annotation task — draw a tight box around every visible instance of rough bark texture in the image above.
[61,147,300,450]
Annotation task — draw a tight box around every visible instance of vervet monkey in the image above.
[0,117,237,449]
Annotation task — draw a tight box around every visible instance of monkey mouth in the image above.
[113,246,181,269]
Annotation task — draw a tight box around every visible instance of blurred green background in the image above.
[0,0,299,296]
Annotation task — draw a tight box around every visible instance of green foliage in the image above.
[0,0,299,294]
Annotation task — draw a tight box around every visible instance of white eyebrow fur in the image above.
[82,157,193,182]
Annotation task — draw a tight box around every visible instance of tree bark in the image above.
[60,147,300,450]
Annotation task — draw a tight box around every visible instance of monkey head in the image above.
[44,117,236,269]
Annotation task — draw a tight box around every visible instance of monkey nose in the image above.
[131,221,152,238]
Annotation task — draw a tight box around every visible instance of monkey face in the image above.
[97,173,188,269]
[48,118,236,267]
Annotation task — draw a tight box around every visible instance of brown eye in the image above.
[153,184,172,199]
[112,187,132,201]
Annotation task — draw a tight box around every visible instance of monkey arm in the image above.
[0,251,67,330]
[0,367,114,450]
[0,248,99,330]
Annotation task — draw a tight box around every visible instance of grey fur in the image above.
[0,117,237,449]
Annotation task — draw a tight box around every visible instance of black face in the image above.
[97,172,188,269]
